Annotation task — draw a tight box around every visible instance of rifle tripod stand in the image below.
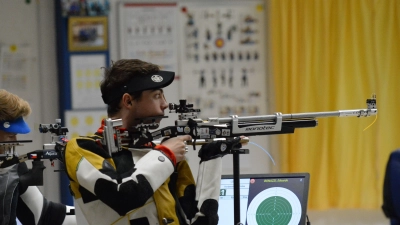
[229,147,249,225]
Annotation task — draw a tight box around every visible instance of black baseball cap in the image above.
[101,70,175,104]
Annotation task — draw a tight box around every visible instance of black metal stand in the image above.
[231,148,249,225]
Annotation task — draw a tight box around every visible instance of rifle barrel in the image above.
[215,109,377,123]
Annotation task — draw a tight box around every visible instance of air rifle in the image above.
[102,95,377,154]
[0,119,68,186]
[151,95,377,148]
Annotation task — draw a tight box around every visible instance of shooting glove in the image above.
[198,137,242,162]
[18,161,46,193]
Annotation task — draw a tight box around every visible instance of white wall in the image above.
[0,0,60,203]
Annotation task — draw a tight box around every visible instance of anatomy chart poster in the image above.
[178,1,268,118]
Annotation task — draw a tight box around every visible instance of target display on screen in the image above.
[246,187,302,225]
[217,173,310,225]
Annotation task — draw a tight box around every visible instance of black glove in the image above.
[198,137,242,162]
[18,161,46,193]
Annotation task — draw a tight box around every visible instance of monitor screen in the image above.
[218,173,310,225]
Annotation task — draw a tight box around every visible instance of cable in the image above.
[248,141,275,165]
[306,214,311,225]
[363,114,377,131]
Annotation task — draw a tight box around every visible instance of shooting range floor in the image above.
[308,209,389,225]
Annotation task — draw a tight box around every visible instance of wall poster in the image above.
[70,54,106,109]
[0,44,33,98]
[178,2,267,118]
[65,109,108,139]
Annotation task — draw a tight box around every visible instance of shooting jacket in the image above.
[64,122,222,225]
[0,161,75,225]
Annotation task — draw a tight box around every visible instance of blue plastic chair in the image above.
[382,149,400,225]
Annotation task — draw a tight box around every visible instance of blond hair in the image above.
[0,89,31,121]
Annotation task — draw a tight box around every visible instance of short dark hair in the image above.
[100,59,160,116]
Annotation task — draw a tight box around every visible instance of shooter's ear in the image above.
[122,93,133,107]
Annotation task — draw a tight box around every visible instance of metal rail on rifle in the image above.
[103,118,123,155]
[153,137,250,146]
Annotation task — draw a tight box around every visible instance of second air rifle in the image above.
[0,119,68,186]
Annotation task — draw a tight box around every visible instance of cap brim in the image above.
[125,70,175,93]
[102,70,175,104]
[0,117,31,134]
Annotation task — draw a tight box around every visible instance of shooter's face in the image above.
[0,130,17,154]
[0,130,17,142]
[127,89,168,130]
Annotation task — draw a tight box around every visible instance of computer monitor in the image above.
[218,173,310,225]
